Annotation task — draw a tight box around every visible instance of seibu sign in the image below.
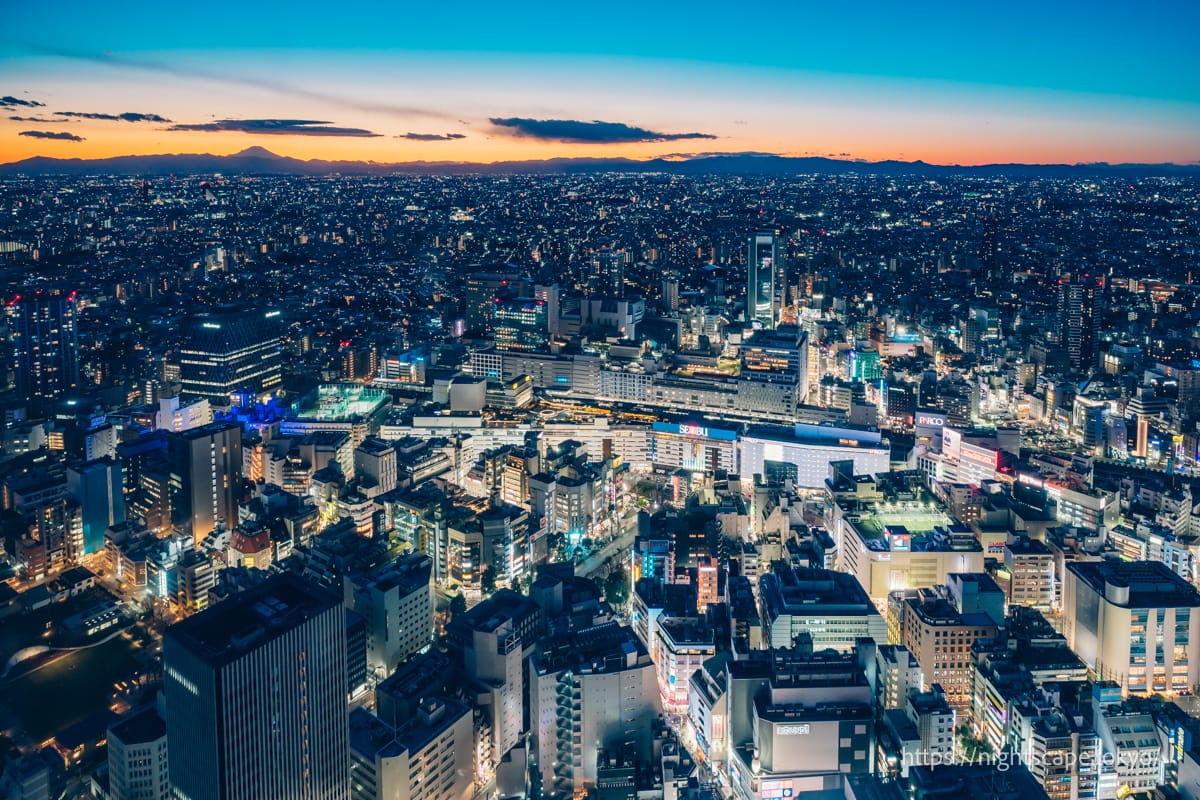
[777,724,811,736]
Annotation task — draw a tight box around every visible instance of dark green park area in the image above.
[0,637,139,742]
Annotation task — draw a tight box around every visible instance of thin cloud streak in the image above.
[0,96,45,108]
[490,117,716,143]
[25,44,455,120]
[399,132,467,141]
[19,130,84,141]
[167,119,383,137]
[57,111,172,122]
[658,150,779,159]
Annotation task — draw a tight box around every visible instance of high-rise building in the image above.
[655,617,716,714]
[106,707,169,800]
[346,610,368,696]
[1062,560,1200,695]
[902,584,1000,713]
[447,590,543,767]
[384,484,452,582]
[533,283,561,336]
[747,231,778,327]
[177,310,283,403]
[339,344,377,382]
[876,645,922,711]
[688,655,730,763]
[960,306,999,354]
[156,395,213,433]
[589,249,625,297]
[1092,688,1160,798]
[13,497,84,581]
[67,457,124,555]
[1057,276,1101,372]
[7,289,79,407]
[344,554,433,677]
[493,297,548,351]
[167,421,243,544]
[695,556,720,612]
[726,644,876,796]
[1004,538,1056,612]
[464,272,531,332]
[741,325,809,401]
[354,437,397,495]
[1008,695,1099,800]
[661,275,680,312]
[878,684,957,779]
[163,573,349,800]
[529,623,661,794]
[980,212,999,277]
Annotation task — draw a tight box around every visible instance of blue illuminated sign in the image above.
[652,422,737,441]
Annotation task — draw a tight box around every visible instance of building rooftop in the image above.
[352,553,433,596]
[658,616,715,647]
[172,419,240,441]
[878,644,919,669]
[290,384,390,422]
[908,764,1051,800]
[744,422,887,450]
[761,565,877,617]
[908,596,996,629]
[356,437,394,456]
[349,696,469,760]
[1005,538,1053,556]
[533,621,648,675]
[164,573,341,667]
[300,430,351,447]
[1068,560,1200,608]
[376,650,452,702]
[108,707,165,746]
[950,572,1003,591]
[445,587,544,653]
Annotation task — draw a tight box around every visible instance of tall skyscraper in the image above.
[163,573,349,800]
[66,457,124,555]
[747,231,777,327]
[7,289,80,407]
[980,211,999,277]
[1057,276,1101,372]
[589,249,625,297]
[177,310,283,403]
[660,275,680,312]
[167,420,242,544]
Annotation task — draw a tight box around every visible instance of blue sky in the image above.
[1,0,1197,164]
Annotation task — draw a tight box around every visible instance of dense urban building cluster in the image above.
[0,171,1197,800]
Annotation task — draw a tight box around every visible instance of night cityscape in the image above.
[0,4,1199,800]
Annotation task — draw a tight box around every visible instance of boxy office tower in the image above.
[163,573,350,800]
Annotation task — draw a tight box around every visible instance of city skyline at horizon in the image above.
[2,0,1198,167]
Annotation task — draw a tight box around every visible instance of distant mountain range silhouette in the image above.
[2,146,1197,178]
